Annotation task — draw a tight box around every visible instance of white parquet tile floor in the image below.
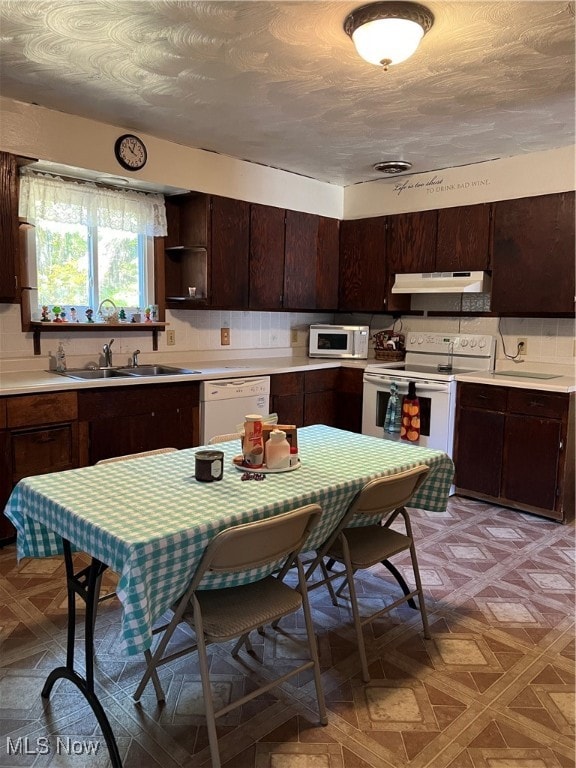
[0,497,573,767]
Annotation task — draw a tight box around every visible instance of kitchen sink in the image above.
[56,368,134,380]
[125,365,200,376]
[53,365,200,380]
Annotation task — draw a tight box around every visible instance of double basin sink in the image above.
[56,365,200,380]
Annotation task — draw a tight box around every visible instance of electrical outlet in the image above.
[291,329,298,344]
[517,337,527,356]
[166,330,176,346]
[220,328,230,346]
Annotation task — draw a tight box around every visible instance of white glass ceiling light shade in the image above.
[344,1,434,69]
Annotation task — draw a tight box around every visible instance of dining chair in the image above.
[95,447,178,464]
[306,464,431,683]
[133,503,327,768]
[207,431,243,445]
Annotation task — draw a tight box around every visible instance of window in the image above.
[19,171,167,319]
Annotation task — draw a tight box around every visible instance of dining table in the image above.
[4,424,454,767]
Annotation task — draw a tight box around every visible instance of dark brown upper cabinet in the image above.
[339,216,388,312]
[284,211,339,311]
[249,203,285,310]
[209,196,250,308]
[436,203,492,271]
[0,152,21,302]
[491,192,575,315]
[386,210,437,274]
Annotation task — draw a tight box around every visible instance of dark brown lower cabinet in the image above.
[78,383,200,465]
[0,392,80,546]
[455,383,574,522]
[270,367,363,432]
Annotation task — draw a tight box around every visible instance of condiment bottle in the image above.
[243,414,264,468]
[289,445,299,467]
[265,429,291,470]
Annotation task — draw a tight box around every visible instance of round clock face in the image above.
[114,134,147,171]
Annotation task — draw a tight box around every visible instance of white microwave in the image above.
[309,324,370,359]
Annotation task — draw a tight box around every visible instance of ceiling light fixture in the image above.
[373,160,412,174]
[344,1,434,70]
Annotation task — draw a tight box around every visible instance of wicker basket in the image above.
[375,349,405,362]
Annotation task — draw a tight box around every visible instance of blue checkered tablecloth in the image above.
[4,425,453,656]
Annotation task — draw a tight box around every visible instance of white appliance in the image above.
[391,271,491,294]
[309,324,369,359]
[200,377,270,444]
[362,333,496,459]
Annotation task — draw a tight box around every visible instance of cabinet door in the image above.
[335,368,364,433]
[210,196,250,308]
[436,204,492,271]
[491,192,575,315]
[503,415,562,514]
[0,430,15,543]
[270,394,304,427]
[339,217,388,311]
[283,211,318,309]
[316,216,339,310]
[304,391,337,427]
[454,407,505,497]
[387,211,437,273]
[249,203,285,309]
[0,152,20,301]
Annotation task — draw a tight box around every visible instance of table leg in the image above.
[41,539,123,768]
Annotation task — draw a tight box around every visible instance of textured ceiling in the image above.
[0,1,574,186]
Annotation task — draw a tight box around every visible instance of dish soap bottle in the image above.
[266,429,291,470]
[56,342,67,373]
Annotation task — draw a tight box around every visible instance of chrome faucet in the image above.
[103,338,114,368]
[132,349,140,368]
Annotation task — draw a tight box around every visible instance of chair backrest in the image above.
[313,465,429,560]
[96,447,178,465]
[190,504,322,589]
[207,432,243,445]
[348,465,430,519]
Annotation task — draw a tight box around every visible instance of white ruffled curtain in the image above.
[19,170,168,236]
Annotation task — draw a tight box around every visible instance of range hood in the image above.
[391,271,491,294]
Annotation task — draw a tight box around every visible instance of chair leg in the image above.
[320,560,339,606]
[341,544,370,683]
[409,542,431,639]
[194,600,222,768]
[297,559,327,726]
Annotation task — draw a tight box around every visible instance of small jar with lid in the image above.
[265,429,291,470]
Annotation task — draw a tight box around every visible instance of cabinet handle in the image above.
[36,432,56,444]
[559,440,564,450]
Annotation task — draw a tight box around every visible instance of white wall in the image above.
[344,146,576,218]
[0,97,574,374]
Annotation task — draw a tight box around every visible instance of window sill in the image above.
[24,321,166,355]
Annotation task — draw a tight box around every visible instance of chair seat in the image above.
[327,525,411,569]
[183,576,302,641]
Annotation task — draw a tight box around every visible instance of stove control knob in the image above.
[460,339,468,347]
[470,339,477,348]
[478,338,486,348]
[418,336,424,344]
[409,335,416,344]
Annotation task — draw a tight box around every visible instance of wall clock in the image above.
[114,134,147,171]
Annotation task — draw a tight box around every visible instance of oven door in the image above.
[362,373,455,455]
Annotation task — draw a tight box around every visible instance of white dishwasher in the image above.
[200,376,271,444]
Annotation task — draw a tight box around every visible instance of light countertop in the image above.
[0,357,368,397]
[455,370,576,393]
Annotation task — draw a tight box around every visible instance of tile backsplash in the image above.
[0,302,574,374]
